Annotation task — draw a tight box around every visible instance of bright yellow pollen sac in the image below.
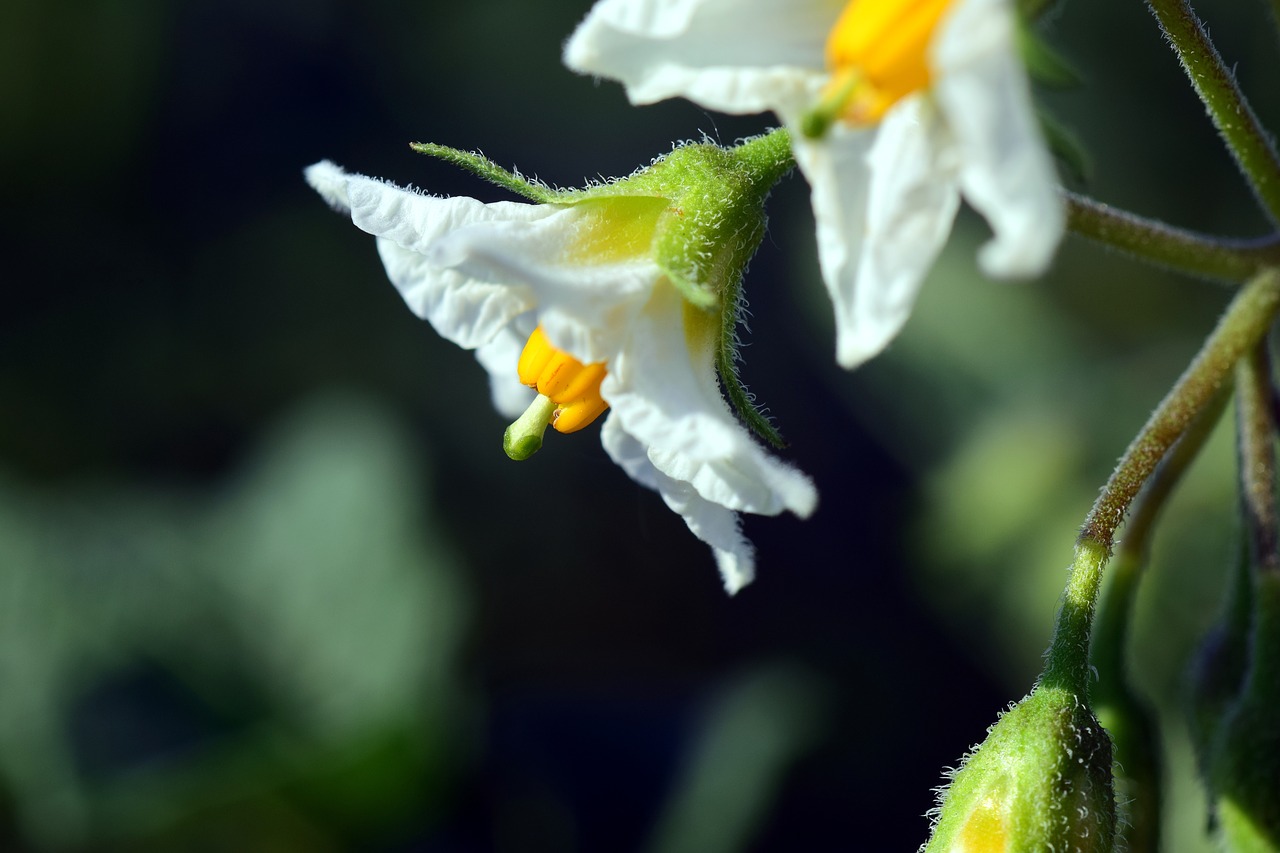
[822,0,952,125]
[516,326,609,434]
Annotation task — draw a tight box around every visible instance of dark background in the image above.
[3,0,1277,849]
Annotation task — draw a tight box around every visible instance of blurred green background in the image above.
[3,0,1278,849]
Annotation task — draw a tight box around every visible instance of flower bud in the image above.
[1208,574,1280,850]
[923,686,1116,852]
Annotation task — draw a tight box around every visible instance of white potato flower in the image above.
[565,0,1064,368]
[305,140,816,593]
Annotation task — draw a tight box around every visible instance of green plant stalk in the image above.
[1088,384,1230,853]
[1144,0,1280,225]
[1065,192,1280,283]
[1211,343,1280,848]
[1043,268,1280,695]
[1237,343,1279,575]
[1081,269,1280,551]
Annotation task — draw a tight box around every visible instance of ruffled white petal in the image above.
[931,0,1064,278]
[795,101,961,369]
[603,281,817,518]
[308,159,820,592]
[564,0,839,115]
[306,161,537,350]
[431,217,661,365]
[474,319,537,418]
[601,416,757,594]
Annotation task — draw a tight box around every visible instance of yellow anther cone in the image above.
[808,0,952,132]
[505,327,610,459]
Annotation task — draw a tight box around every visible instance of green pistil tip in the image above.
[503,394,557,461]
[800,109,834,140]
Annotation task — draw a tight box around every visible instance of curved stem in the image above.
[1238,342,1279,576]
[1042,268,1280,694]
[1081,268,1280,550]
[1144,0,1280,225]
[1088,383,1229,853]
[1066,192,1280,283]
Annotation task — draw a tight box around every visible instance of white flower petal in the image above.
[306,161,539,349]
[603,281,817,518]
[564,0,840,115]
[474,318,537,418]
[932,0,1064,278]
[796,101,961,369]
[432,214,660,364]
[375,239,534,350]
[601,416,756,594]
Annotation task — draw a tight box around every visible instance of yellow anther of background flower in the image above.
[516,326,609,434]
[810,0,951,131]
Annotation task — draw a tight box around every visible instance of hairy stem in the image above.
[1088,384,1230,853]
[1066,192,1280,283]
[1043,268,1280,694]
[1145,0,1280,225]
[1238,342,1280,576]
[1081,268,1280,549]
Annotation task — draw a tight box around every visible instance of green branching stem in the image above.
[1042,268,1280,695]
[1237,342,1279,576]
[1088,384,1230,853]
[1081,269,1280,550]
[1144,0,1280,225]
[1066,192,1280,283]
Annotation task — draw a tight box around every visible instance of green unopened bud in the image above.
[1187,542,1251,779]
[924,686,1116,852]
[1210,574,1280,850]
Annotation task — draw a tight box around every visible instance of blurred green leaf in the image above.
[0,396,471,849]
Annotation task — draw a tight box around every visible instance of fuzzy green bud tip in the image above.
[924,687,1116,852]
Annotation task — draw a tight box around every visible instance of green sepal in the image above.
[1038,108,1092,186]
[1017,25,1082,89]
[716,278,786,450]
[410,142,562,204]
[924,686,1116,852]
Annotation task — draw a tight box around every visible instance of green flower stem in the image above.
[1088,385,1230,853]
[1081,268,1280,550]
[1144,0,1280,225]
[1237,342,1279,575]
[1043,268,1280,694]
[1065,192,1280,282]
[1115,382,1232,566]
[1212,344,1280,848]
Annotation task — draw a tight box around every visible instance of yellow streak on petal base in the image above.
[516,326,609,434]
[560,196,667,265]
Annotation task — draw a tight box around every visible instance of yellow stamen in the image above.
[804,0,952,133]
[515,326,609,435]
